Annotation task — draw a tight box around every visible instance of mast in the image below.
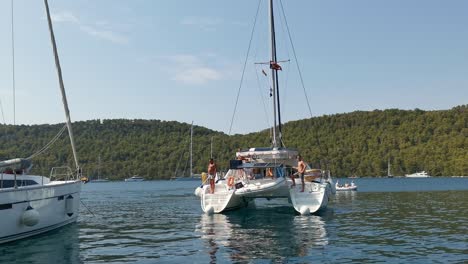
[190,121,193,177]
[44,0,80,176]
[269,0,282,148]
[388,158,391,177]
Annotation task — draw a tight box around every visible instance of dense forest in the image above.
[0,106,466,179]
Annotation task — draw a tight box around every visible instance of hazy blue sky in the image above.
[0,0,466,134]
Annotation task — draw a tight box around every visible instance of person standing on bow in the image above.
[208,158,217,194]
[297,155,306,192]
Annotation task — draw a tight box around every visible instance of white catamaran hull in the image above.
[200,183,250,214]
[0,180,81,244]
[289,180,333,215]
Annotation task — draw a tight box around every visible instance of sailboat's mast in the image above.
[388,158,391,176]
[269,0,282,148]
[44,0,80,176]
[190,121,193,177]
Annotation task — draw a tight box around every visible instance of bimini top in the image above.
[0,158,32,174]
[230,162,284,170]
[235,147,299,167]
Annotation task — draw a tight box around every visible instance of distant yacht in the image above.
[125,176,144,182]
[405,171,430,178]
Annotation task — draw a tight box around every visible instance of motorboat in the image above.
[1,0,82,244]
[405,171,430,178]
[125,176,145,182]
[335,180,358,191]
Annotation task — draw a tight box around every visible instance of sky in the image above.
[0,0,466,134]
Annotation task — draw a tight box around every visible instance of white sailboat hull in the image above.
[0,179,81,244]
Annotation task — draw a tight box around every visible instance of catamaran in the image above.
[0,0,82,244]
[195,0,334,215]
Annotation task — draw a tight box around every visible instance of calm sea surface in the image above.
[1,177,467,263]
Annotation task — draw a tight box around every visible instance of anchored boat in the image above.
[196,0,334,215]
[0,0,82,244]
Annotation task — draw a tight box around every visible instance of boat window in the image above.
[0,180,39,189]
[0,204,13,210]
[58,195,64,200]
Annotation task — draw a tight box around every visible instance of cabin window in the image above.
[58,196,64,200]
[0,180,39,188]
[0,204,12,210]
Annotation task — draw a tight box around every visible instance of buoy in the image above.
[65,195,75,217]
[299,206,310,215]
[194,187,202,197]
[22,206,40,226]
[205,206,214,215]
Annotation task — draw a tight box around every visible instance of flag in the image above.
[262,69,267,76]
[270,61,282,70]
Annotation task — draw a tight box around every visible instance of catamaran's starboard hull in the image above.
[0,180,81,244]
[289,181,333,215]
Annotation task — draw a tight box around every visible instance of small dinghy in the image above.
[335,180,357,191]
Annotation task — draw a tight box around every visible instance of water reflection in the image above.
[0,224,81,264]
[196,207,332,262]
[335,189,358,202]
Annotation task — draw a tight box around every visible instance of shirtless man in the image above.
[297,155,306,192]
[208,158,217,194]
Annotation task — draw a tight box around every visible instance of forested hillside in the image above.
[0,106,465,179]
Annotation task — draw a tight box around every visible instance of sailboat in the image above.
[195,0,334,215]
[0,0,82,244]
[387,158,393,178]
[90,155,109,182]
[173,122,201,181]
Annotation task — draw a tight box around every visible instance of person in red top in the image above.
[297,155,306,192]
[208,158,217,194]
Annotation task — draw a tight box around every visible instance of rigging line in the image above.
[26,124,67,160]
[228,0,262,135]
[279,0,313,118]
[254,65,271,128]
[11,0,16,125]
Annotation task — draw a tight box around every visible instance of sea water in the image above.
[0,177,467,263]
